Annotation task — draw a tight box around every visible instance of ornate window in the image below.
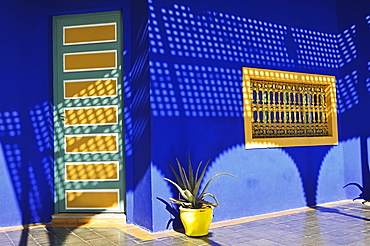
[242,67,338,149]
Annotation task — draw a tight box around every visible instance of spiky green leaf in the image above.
[176,158,189,190]
[195,160,203,183]
[181,167,192,191]
[200,193,219,206]
[165,157,236,209]
[164,178,194,202]
[188,155,195,190]
[201,200,219,208]
[192,159,211,199]
[168,162,185,189]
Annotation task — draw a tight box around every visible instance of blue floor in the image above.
[1,201,370,245]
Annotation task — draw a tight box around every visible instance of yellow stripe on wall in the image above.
[64,51,116,72]
[66,162,118,181]
[65,134,118,153]
[64,23,116,45]
[64,79,117,98]
[66,190,119,209]
[65,106,117,126]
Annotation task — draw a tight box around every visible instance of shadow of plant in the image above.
[343,182,370,203]
[156,197,183,232]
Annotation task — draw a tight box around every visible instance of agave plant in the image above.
[164,157,237,209]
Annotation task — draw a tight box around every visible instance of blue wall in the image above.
[0,0,153,229]
[0,0,368,233]
[148,0,362,232]
[0,0,54,227]
[336,0,370,205]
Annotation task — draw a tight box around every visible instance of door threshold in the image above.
[51,213,126,227]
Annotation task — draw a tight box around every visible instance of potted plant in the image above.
[164,156,236,237]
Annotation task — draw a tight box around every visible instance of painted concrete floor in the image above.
[1,200,370,245]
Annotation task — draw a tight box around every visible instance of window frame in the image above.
[242,67,338,149]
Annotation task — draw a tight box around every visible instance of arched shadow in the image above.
[283,146,332,207]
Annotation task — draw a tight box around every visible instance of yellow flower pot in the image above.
[179,206,213,237]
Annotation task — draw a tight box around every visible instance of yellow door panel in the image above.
[65,134,118,153]
[64,78,117,98]
[66,190,119,209]
[65,106,118,126]
[66,162,119,181]
[64,23,116,45]
[64,51,116,72]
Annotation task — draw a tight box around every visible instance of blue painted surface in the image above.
[148,0,352,232]
[0,0,54,227]
[336,0,370,208]
[0,0,369,233]
[0,143,22,227]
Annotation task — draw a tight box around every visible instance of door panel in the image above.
[65,189,120,210]
[64,23,117,45]
[65,161,119,181]
[64,50,117,72]
[64,105,118,126]
[53,11,124,213]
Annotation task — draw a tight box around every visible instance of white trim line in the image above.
[63,50,117,73]
[63,22,117,46]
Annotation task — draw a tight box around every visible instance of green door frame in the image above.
[53,11,125,213]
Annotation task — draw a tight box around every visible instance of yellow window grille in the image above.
[242,67,338,149]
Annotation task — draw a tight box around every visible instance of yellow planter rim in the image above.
[179,206,213,212]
